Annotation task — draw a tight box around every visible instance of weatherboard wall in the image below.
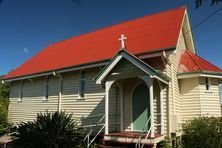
[199,77,221,116]
[8,77,59,123]
[179,77,201,121]
[179,77,221,122]
[8,59,168,134]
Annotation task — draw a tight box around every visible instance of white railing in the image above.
[83,114,106,148]
[135,115,152,148]
[81,113,121,148]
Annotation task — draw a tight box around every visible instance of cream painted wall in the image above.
[179,77,221,123]
[8,77,59,123]
[179,77,201,121]
[199,77,221,117]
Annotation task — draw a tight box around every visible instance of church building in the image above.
[3,6,222,147]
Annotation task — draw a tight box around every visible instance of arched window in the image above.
[79,71,85,99]
[44,77,49,101]
[19,81,24,102]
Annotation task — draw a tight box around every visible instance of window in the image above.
[19,81,24,102]
[205,77,211,91]
[79,71,85,99]
[44,77,49,101]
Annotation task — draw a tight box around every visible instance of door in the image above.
[132,83,150,131]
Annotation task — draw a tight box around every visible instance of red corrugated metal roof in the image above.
[4,7,186,79]
[178,50,222,73]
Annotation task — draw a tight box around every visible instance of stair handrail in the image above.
[83,114,106,148]
[135,115,152,148]
[141,127,152,148]
[83,129,93,145]
[88,123,106,148]
[82,113,120,148]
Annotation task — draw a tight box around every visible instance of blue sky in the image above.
[0,0,222,76]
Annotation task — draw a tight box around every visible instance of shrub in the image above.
[0,98,9,135]
[181,116,222,148]
[13,111,84,148]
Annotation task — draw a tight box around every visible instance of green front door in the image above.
[132,83,150,131]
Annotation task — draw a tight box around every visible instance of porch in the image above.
[92,50,169,147]
[101,76,165,147]
[82,76,166,147]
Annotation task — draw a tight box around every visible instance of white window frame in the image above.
[43,77,49,101]
[18,81,24,102]
[78,71,85,99]
[205,77,211,92]
[219,84,222,105]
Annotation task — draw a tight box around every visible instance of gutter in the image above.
[3,60,109,82]
[178,71,222,79]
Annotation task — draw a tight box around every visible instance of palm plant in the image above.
[13,111,84,148]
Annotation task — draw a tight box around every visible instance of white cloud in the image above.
[23,48,30,53]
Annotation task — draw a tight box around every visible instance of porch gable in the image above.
[95,50,169,85]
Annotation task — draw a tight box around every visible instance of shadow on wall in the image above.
[80,84,121,134]
[80,97,105,133]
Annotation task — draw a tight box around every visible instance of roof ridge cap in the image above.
[51,7,186,46]
[185,49,202,71]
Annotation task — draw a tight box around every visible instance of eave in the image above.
[178,71,222,79]
[3,60,108,83]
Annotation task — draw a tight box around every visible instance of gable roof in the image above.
[4,7,186,80]
[95,49,170,84]
[178,50,222,78]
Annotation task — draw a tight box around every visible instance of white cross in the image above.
[118,34,127,48]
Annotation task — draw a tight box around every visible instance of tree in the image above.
[0,76,9,135]
[13,111,85,148]
[195,0,221,8]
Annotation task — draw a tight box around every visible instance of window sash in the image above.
[79,71,85,99]
[205,77,211,91]
[44,77,49,101]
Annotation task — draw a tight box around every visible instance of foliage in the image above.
[195,0,221,8]
[0,100,9,135]
[158,137,171,148]
[13,111,85,148]
[181,116,222,148]
[0,77,10,135]
[0,77,10,100]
